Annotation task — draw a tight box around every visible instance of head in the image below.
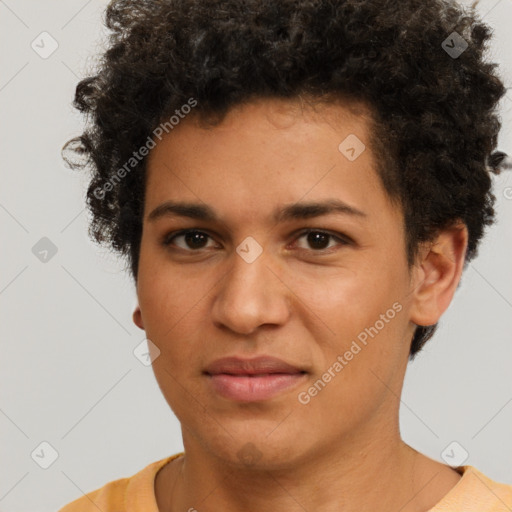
[63,0,507,466]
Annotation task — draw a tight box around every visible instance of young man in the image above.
[59,0,511,510]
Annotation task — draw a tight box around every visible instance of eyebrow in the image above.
[147,199,367,224]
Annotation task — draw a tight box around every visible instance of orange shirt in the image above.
[58,453,512,511]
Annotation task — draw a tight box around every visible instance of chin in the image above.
[202,434,311,472]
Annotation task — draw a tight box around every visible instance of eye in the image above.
[292,229,350,252]
[162,230,217,251]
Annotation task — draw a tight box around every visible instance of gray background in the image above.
[0,1,511,510]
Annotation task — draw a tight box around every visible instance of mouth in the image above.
[203,356,308,402]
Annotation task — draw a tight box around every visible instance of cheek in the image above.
[137,250,211,340]
[291,258,406,333]
[294,258,411,391]
[294,303,409,439]
[138,268,210,416]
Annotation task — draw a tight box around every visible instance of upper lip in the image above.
[204,356,305,375]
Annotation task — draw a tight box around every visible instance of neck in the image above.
[161,423,456,512]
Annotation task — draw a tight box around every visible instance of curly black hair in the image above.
[63,0,508,359]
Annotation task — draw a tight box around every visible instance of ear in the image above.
[132,304,145,330]
[409,221,468,327]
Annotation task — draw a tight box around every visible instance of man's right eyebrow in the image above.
[147,201,217,222]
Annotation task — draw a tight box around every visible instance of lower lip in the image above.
[207,373,307,401]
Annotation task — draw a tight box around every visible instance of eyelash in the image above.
[161,228,351,254]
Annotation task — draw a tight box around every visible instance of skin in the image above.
[132,97,468,512]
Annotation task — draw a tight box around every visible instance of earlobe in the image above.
[409,222,468,327]
[133,305,145,330]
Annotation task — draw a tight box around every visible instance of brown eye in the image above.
[163,230,215,250]
[293,229,350,252]
[304,232,331,250]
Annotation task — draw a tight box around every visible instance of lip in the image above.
[204,356,307,402]
[204,356,304,375]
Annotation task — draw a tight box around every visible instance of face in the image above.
[134,97,423,468]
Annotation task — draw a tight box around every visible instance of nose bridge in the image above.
[211,242,289,334]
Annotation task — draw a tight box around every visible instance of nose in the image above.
[210,247,291,335]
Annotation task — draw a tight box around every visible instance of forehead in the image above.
[143,97,398,229]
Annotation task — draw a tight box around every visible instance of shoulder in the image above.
[433,465,512,511]
[58,476,129,512]
[57,453,184,512]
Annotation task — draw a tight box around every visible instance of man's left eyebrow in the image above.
[274,199,367,222]
[146,199,367,223]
